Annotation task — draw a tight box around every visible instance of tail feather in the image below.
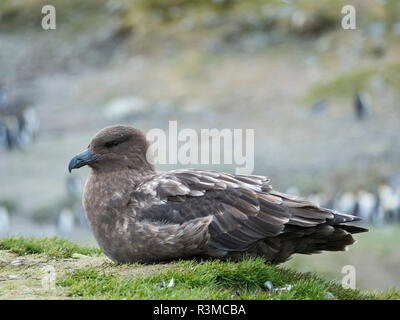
[327,209,362,223]
[249,223,367,264]
[221,190,368,263]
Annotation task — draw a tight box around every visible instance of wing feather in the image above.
[133,169,360,257]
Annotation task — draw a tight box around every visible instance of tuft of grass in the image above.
[0,237,102,259]
[57,257,400,300]
[303,63,400,105]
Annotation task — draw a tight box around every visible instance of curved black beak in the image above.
[68,148,101,173]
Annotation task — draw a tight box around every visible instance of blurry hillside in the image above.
[0,0,400,289]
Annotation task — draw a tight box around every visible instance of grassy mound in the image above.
[0,237,399,300]
[0,237,102,258]
[57,258,399,300]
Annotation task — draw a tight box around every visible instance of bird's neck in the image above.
[83,168,152,213]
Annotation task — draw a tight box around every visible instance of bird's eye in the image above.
[105,140,122,148]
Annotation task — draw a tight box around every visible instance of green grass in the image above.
[1,237,399,299]
[0,237,102,258]
[303,62,400,105]
[57,257,400,300]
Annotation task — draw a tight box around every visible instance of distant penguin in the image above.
[0,86,39,151]
[0,124,12,150]
[56,208,75,238]
[356,190,377,222]
[0,206,10,237]
[2,116,19,150]
[371,204,386,225]
[66,176,81,198]
[378,184,400,223]
[21,107,40,139]
[334,192,357,215]
[395,186,400,222]
[355,92,368,120]
[15,107,40,150]
[73,203,89,229]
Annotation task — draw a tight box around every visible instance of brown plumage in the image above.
[68,125,368,264]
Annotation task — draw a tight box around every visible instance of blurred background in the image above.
[0,0,399,291]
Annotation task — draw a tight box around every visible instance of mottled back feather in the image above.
[131,168,365,261]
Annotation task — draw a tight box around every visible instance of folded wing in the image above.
[133,169,364,258]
